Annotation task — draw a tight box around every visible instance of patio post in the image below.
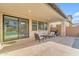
[61,19,66,37]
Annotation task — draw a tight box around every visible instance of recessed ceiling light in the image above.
[28,10,31,13]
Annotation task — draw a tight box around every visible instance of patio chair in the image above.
[34,33,44,42]
[48,32,55,38]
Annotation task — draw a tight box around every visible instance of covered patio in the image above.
[0,3,70,42]
[0,3,78,56]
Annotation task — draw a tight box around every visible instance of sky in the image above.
[57,3,79,24]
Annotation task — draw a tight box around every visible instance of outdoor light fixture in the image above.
[28,10,31,13]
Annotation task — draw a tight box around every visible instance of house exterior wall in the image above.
[29,18,49,40]
[49,21,70,36]
[0,13,3,43]
[0,11,49,43]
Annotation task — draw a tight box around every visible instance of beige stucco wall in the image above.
[0,13,3,43]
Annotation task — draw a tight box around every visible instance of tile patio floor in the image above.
[0,36,79,54]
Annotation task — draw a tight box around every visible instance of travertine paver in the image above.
[0,37,78,54]
[1,42,79,56]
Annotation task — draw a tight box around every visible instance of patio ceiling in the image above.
[0,3,66,22]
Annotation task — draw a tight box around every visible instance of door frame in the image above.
[3,14,29,42]
[18,18,29,39]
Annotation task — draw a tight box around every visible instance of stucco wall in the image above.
[0,13,3,43]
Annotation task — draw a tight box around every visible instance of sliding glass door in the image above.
[3,15,29,42]
[19,18,29,38]
[3,16,18,41]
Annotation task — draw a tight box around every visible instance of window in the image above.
[38,21,44,30]
[32,20,37,31]
[44,22,48,30]
[3,15,29,42]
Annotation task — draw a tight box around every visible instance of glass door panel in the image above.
[19,19,29,38]
[3,16,18,41]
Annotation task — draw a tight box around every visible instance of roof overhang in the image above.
[0,3,68,22]
[47,3,68,19]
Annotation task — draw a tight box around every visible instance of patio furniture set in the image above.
[34,32,56,42]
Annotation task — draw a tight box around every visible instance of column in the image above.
[61,19,66,37]
[48,22,51,32]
